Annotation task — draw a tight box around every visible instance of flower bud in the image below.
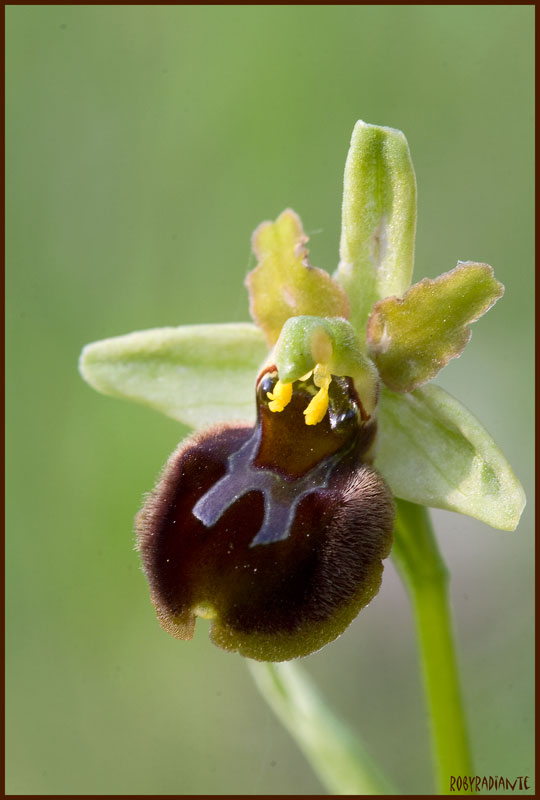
[136,368,394,661]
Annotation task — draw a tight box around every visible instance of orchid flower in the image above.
[79,121,525,794]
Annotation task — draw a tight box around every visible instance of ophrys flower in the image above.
[80,121,525,662]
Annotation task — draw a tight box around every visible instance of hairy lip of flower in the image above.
[136,368,395,662]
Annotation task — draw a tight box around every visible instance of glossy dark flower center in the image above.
[192,370,376,545]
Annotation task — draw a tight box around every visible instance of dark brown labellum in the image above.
[136,368,394,661]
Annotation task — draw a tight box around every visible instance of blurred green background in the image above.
[6,5,534,795]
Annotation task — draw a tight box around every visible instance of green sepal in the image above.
[246,209,350,347]
[335,120,417,339]
[367,262,504,393]
[375,384,525,531]
[79,323,267,428]
[273,315,379,417]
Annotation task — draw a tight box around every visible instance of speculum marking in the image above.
[192,425,339,546]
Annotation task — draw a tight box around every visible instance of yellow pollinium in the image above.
[267,365,333,425]
[266,379,293,412]
[303,364,332,425]
[303,386,329,425]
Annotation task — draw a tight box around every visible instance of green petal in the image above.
[367,262,504,393]
[375,385,525,531]
[246,209,350,347]
[335,120,417,338]
[79,323,267,428]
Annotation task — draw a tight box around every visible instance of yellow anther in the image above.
[267,379,293,413]
[303,386,330,425]
[303,364,332,425]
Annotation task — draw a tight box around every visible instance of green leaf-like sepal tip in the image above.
[273,315,379,418]
[79,323,267,428]
[366,262,504,393]
[335,120,417,339]
[376,385,525,531]
[246,209,350,347]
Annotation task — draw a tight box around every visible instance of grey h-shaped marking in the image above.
[192,428,338,547]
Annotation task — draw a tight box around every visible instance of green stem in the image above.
[247,659,396,795]
[392,499,474,794]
